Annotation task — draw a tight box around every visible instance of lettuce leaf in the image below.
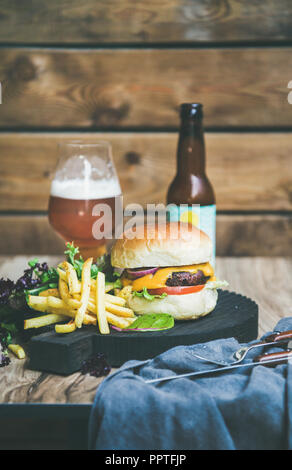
[112,313,174,332]
[205,279,229,290]
[132,287,167,301]
[64,242,121,283]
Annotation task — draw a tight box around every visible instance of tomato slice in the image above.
[147,285,205,295]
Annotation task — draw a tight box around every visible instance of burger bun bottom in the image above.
[127,287,218,320]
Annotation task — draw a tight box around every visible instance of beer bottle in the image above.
[167,103,216,264]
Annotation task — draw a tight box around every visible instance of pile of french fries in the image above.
[25,257,136,335]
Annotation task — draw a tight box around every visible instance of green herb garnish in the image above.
[124,314,174,331]
[64,242,122,285]
[132,287,167,301]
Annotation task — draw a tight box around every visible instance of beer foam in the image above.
[50,178,121,200]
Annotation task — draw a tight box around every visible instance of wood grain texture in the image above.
[0,256,291,404]
[0,0,291,44]
[0,48,291,128]
[0,353,106,404]
[0,214,291,256]
[216,257,292,336]
[216,215,292,257]
[0,132,291,211]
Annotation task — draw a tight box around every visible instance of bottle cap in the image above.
[180,103,203,120]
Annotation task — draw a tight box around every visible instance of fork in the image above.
[193,329,292,367]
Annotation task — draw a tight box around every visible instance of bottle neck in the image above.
[176,119,206,175]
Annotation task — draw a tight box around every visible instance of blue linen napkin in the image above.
[88,317,292,450]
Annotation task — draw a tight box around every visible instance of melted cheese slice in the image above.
[122,263,214,291]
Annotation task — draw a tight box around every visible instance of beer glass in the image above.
[48,141,122,260]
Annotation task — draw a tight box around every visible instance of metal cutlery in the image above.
[192,329,292,367]
[145,349,292,385]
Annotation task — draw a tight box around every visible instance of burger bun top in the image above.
[111,222,212,269]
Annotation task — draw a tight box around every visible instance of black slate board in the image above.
[28,290,258,375]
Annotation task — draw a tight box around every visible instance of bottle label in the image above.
[166,204,216,267]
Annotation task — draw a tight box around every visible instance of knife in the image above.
[145,349,292,385]
[264,329,292,343]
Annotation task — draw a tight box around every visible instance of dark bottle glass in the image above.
[167,103,216,264]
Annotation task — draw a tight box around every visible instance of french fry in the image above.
[45,300,82,322]
[86,299,97,315]
[57,267,67,281]
[47,305,73,317]
[48,305,94,325]
[75,257,93,328]
[90,281,115,293]
[105,302,135,318]
[61,261,81,295]
[105,293,126,306]
[55,294,96,318]
[118,286,133,302]
[39,288,60,298]
[58,280,81,309]
[24,313,68,329]
[28,295,48,312]
[67,298,81,309]
[47,295,66,309]
[96,271,109,334]
[58,278,70,301]
[47,294,80,311]
[55,320,76,334]
[88,292,126,307]
[27,257,135,335]
[83,313,97,325]
[86,295,128,317]
[8,344,26,359]
[28,295,76,321]
[106,311,136,329]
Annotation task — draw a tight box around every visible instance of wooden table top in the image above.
[0,256,291,411]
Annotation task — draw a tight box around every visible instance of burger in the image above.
[111,222,227,320]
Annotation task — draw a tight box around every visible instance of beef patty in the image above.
[165,270,209,287]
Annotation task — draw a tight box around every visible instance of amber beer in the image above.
[167,103,216,263]
[49,178,122,259]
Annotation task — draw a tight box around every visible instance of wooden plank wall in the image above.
[0,0,291,256]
